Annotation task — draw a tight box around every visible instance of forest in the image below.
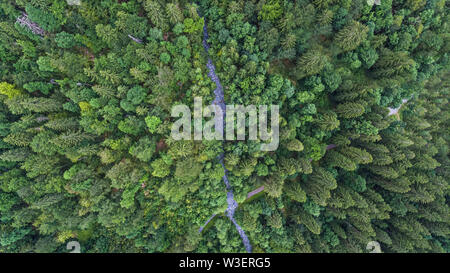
[0,0,448,253]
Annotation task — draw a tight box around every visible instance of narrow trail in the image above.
[387,98,410,116]
[200,21,252,253]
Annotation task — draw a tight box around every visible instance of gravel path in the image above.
[388,99,409,116]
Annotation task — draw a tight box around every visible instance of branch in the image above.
[15,12,45,37]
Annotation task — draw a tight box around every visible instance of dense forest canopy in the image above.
[0,0,448,253]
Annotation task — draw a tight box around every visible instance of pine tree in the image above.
[325,150,357,171]
[51,131,94,149]
[372,49,416,80]
[334,21,368,52]
[166,3,184,25]
[144,1,168,31]
[264,174,284,198]
[293,208,321,235]
[297,157,313,174]
[3,132,33,147]
[5,97,62,114]
[335,102,365,118]
[284,181,307,203]
[317,111,340,131]
[285,139,304,152]
[338,146,373,165]
[295,49,329,79]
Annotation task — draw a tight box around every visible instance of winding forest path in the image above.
[200,21,252,253]
[387,99,410,116]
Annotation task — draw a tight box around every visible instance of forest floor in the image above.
[387,99,410,118]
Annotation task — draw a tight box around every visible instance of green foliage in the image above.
[23,81,53,95]
[54,31,76,48]
[259,0,283,22]
[129,137,156,162]
[0,0,448,254]
[145,116,161,134]
[335,21,369,52]
[295,49,329,79]
[151,156,172,178]
[25,4,63,32]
